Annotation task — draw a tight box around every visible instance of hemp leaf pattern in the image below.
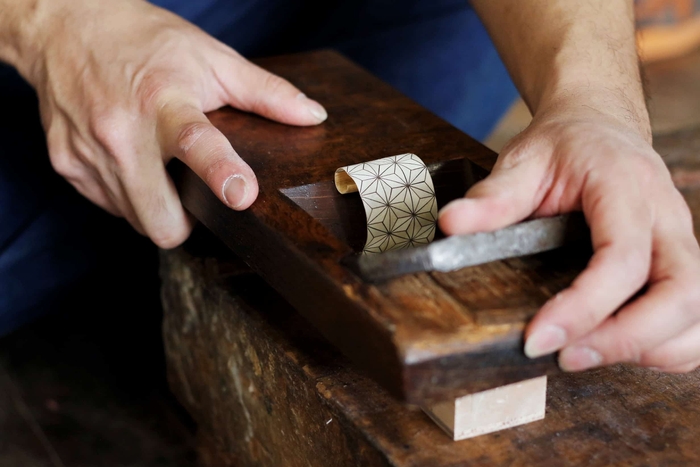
[339,154,438,254]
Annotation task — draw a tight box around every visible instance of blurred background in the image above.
[486,0,700,151]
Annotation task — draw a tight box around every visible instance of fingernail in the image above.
[524,324,567,358]
[223,174,248,209]
[297,92,327,122]
[559,346,603,372]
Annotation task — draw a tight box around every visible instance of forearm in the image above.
[471,0,650,141]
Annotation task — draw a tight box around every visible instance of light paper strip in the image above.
[335,153,438,254]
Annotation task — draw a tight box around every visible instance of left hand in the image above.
[439,97,700,373]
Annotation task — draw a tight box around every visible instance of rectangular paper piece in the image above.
[335,154,438,254]
[423,376,547,440]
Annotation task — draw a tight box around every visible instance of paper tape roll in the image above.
[335,153,438,254]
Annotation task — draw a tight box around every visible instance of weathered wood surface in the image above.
[174,49,590,403]
[160,232,700,467]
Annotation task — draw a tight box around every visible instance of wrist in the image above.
[533,82,653,145]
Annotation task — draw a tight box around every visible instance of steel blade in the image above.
[347,212,588,282]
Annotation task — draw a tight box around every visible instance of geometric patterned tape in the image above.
[334,153,438,254]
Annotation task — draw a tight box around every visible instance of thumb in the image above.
[222,58,327,126]
[438,156,548,235]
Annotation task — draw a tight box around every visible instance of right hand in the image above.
[14,0,327,248]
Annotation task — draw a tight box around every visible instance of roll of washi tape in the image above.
[334,153,438,254]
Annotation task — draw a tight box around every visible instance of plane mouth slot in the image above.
[280,158,483,253]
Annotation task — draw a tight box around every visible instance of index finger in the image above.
[524,171,653,359]
[157,102,258,210]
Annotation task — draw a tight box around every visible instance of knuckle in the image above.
[150,223,191,249]
[560,286,604,335]
[90,110,133,159]
[261,72,289,95]
[136,70,174,110]
[619,248,650,287]
[611,332,643,363]
[175,122,217,158]
[578,314,604,340]
[247,72,292,114]
[140,192,192,249]
[49,150,80,179]
[174,122,238,188]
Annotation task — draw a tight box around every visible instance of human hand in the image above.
[439,95,700,373]
[15,0,326,248]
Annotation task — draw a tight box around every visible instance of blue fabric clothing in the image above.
[0,75,97,335]
[151,0,518,140]
[0,0,518,336]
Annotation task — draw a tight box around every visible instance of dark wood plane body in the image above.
[173,50,589,403]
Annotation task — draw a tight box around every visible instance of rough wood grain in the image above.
[173,49,579,403]
[160,237,700,466]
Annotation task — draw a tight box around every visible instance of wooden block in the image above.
[423,376,547,440]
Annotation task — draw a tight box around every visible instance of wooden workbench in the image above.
[160,217,700,466]
[161,50,700,465]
